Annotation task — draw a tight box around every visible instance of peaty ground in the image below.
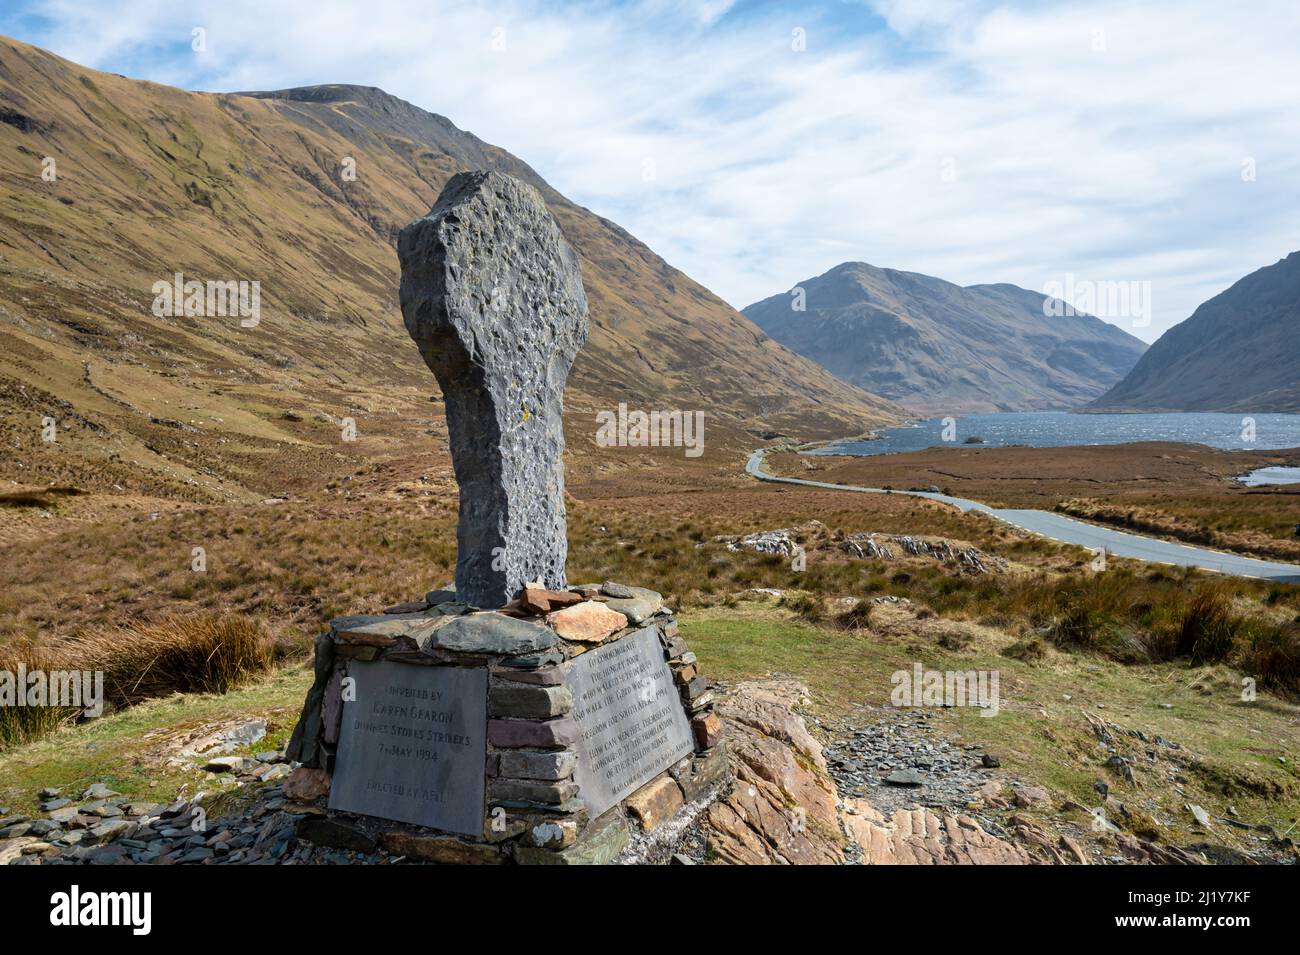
[1,442,1299,863]
[769,442,1300,562]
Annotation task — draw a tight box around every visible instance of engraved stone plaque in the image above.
[329,660,487,836]
[565,627,695,816]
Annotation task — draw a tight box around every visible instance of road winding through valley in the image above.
[746,449,1300,583]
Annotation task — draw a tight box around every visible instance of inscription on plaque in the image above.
[565,627,695,816]
[329,660,487,836]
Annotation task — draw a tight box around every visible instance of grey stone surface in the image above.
[488,684,573,718]
[285,631,334,767]
[87,820,131,844]
[514,809,629,865]
[399,171,589,608]
[674,743,730,802]
[884,768,925,787]
[331,613,443,644]
[602,585,663,624]
[602,597,657,625]
[564,628,694,817]
[329,660,487,836]
[501,651,564,669]
[423,612,556,655]
[497,748,578,780]
[295,817,378,854]
[492,667,565,686]
[489,779,579,805]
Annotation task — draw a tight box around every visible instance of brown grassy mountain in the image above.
[0,35,898,512]
[743,262,1146,414]
[1090,252,1300,412]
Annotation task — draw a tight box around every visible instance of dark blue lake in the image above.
[814,412,1300,457]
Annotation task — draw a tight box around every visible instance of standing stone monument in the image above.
[285,171,727,864]
[398,171,588,609]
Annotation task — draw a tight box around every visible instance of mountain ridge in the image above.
[743,261,1147,414]
[0,35,899,505]
[1089,251,1300,413]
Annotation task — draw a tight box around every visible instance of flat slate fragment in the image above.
[424,612,556,654]
[488,717,581,748]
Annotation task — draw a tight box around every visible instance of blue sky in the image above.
[3,0,1298,342]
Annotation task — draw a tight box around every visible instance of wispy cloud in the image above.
[5,0,1297,341]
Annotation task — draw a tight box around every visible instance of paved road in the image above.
[746,449,1300,582]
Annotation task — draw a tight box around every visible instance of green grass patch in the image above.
[0,665,311,816]
[683,600,1300,846]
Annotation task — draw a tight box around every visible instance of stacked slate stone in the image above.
[285,580,727,864]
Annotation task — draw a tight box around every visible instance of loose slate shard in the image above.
[399,171,589,609]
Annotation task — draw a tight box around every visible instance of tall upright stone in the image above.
[399,171,589,608]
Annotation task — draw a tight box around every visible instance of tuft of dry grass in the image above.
[1238,621,1300,693]
[83,615,276,708]
[0,614,274,749]
[778,591,827,625]
[0,642,82,749]
[1001,636,1047,663]
[834,599,874,631]
[1175,585,1240,664]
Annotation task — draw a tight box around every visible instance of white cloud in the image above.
[10,0,1300,341]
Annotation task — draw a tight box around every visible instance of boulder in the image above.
[841,800,1035,865]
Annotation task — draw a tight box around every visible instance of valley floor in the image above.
[2,441,1299,864]
[2,598,1295,864]
[750,448,1300,580]
[766,441,1300,563]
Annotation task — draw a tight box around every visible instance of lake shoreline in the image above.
[809,410,1300,458]
[749,447,1300,580]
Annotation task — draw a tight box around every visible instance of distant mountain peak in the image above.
[745,261,1146,414]
[1089,251,1300,413]
[236,83,455,125]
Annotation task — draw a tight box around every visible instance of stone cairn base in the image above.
[285,581,727,864]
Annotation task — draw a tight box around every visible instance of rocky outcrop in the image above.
[704,680,844,864]
[840,533,1005,574]
[701,679,1035,865]
[720,520,1006,575]
[842,800,1035,865]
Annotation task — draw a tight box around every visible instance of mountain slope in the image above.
[1089,252,1300,413]
[743,262,1146,414]
[0,35,898,506]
